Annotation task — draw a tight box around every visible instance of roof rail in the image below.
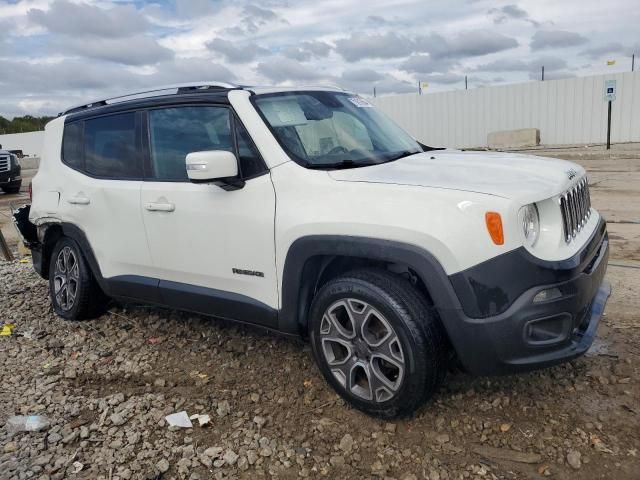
[297,84,348,92]
[61,81,239,115]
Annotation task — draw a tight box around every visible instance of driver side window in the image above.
[148,106,233,181]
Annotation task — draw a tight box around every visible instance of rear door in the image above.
[139,104,278,326]
[59,112,157,300]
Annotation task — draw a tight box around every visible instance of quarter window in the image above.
[148,106,233,181]
[62,122,83,169]
[84,113,141,178]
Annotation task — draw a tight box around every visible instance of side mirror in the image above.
[185,150,244,190]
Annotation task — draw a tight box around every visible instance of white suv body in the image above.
[14,83,610,417]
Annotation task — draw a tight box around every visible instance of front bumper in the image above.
[442,217,610,375]
[0,167,21,185]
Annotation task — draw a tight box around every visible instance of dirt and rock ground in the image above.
[1,145,639,480]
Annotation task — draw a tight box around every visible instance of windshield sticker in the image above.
[347,96,373,108]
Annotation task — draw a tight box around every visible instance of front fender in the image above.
[278,235,464,335]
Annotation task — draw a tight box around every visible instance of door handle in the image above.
[67,195,90,205]
[145,202,175,212]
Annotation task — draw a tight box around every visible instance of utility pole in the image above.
[606,100,612,150]
[418,81,421,95]
[373,86,376,98]
[633,54,635,72]
[541,66,545,81]
[465,76,468,90]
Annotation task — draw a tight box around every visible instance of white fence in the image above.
[371,71,640,149]
[0,131,45,157]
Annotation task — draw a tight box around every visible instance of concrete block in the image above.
[19,157,40,170]
[488,128,540,149]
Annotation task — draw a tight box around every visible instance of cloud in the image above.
[366,15,392,27]
[476,56,567,73]
[255,56,327,82]
[282,41,332,61]
[28,0,149,38]
[54,35,173,66]
[579,42,640,59]
[425,30,519,59]
[475,56,570,81]
[243,4,278,22]
[239,4,282,34]
[366,77,416,95]
[340,72,416,95]
[341,68,384,83]
[488,5,539,26]
[420,73,465,85]
[150,59,236,85]
[0,58,235,107]
[207,38,270,63]
[400,54,454,74]
[335,32,417,62]
[175,0,217,18]
[530,30,588,50]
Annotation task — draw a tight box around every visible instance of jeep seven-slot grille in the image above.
[0,155,10,173]
[559,177,591,243]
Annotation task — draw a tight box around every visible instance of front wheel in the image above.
[49,237,109,320]
[309,269,447,418]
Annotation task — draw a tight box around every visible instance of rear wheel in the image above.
[49,237,109,320]
[309,269,447,418]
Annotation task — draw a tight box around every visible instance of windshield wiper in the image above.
[306,160,376,170]
[379,150,422,164]
[418,141,445,151]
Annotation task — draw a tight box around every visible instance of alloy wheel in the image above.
[319,298,405,403]
[53,246,79,311]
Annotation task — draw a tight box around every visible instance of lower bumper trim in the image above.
[440,225,610,376]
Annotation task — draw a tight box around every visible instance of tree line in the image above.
[0,115,54,134]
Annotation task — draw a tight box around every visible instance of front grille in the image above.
[0,156,9,173]
[559,177,591,243]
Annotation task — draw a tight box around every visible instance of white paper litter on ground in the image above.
[189,414,211,427]
[165,411,192,428]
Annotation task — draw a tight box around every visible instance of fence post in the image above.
[0,229,14,261]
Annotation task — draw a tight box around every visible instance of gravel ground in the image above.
[1,149,640,480]
[1,260,639,480]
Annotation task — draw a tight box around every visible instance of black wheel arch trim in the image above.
[278,235,463,335]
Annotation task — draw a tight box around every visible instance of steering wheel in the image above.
[327,146,349,155]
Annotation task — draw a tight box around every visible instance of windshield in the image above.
[253,91,423,168]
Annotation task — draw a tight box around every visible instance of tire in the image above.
[48,237,109,320]
[309,268,447,418]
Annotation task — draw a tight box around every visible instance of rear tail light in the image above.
[29,182,32,202]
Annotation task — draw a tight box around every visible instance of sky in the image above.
[0,0,638,118]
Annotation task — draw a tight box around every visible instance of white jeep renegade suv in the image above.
[14,82,610,417]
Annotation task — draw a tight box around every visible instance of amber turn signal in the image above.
[485,212,504,245]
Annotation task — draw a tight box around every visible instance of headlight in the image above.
[9,154,17,168]
[519,204,539,247]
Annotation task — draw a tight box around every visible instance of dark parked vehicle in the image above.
[0,149,22,194]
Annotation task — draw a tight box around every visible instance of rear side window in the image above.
[148,106,233,181]
[62,122,83,169]
[84,113,142,178]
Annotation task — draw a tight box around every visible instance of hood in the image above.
[328,150,584,202]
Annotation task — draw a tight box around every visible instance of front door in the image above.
[140,104,278,327]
